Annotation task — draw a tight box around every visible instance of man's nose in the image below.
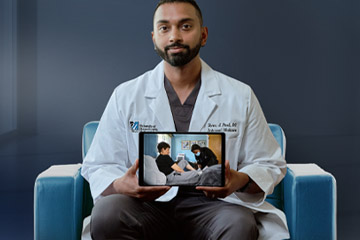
[169,28,183,43]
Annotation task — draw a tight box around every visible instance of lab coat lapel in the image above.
[189,60,221,131]
[150,91,176,131]
[145,61,176,131]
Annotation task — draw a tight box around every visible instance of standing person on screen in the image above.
[81,0,290,239]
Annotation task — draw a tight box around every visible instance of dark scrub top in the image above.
[164,75,203,195]
[156,154,175,176]
[164,75,201,132]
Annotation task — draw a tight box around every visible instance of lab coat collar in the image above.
[144,60,221,98]
[144,59,222,131]
[145,61,176,131]
[198,59,222,97]
[144,61,165,98]
[189,60,221,131]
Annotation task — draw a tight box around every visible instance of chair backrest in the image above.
[268,123,286,156]
[81,121,101,218]
[265,123,286,210]
[82,121,100,158]
[82,121,286,210]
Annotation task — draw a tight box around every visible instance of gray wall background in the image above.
[0,0,359,238]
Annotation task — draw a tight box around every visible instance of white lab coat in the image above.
[81,60,290,240]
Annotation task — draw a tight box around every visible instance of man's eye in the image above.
[159,26,168,31]
[182,24,192,30]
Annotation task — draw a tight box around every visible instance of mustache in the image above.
[165,43,190,51]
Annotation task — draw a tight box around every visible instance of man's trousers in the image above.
[90,192,259,240]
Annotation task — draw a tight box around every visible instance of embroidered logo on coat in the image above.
[130,121,158,132]
[130,121,139,132]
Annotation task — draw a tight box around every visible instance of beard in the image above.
[154,40,202,67]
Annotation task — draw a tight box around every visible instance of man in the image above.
[191,143,218,169]
[155,142,199,185]
[81,0,289,239]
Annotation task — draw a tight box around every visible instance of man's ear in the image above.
[151,31,155,44]
[201,26,208,47]
[151,31,157,49]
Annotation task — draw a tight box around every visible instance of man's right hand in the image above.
[102,159,171,201]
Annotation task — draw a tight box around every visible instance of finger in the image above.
[196,186,223,192]
[128,159,139,175]
[225,160,230,171]
[196,188,215,197]
[225,160,231,178]
[138,186,171,192]
[201,191,210,198]
[203,192,216,199]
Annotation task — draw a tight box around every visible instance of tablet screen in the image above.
[139,132,225,186]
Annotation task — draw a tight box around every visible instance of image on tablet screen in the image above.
[139,132,225,187]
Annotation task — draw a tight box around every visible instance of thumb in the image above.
[128,159,139,175]
[225,160,231,179]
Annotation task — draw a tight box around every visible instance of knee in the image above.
[90,194,142,239]
[227,213,258,237]
[177,159,187,169]
[214,207,258,240]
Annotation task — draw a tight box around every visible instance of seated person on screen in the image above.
[156,142,200,185]
[191,144,218,169]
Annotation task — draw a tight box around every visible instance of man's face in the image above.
[152,3,207,67]
[161,147,170,155]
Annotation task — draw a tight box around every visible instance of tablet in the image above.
[139,132,225,187]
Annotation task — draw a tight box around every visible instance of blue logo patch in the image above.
[130,121,139,132]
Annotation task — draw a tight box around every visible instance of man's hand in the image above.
[196,160,250,199]
[103,159,171,201]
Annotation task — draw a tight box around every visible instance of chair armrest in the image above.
[34,164,84,240]
[283,164,337,240]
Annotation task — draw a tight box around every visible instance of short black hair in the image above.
[154,0,203,26]
[157,142,170,153]
[191,144,201,152]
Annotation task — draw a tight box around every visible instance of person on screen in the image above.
[191,144,218,169]
[155,142,199,185]
[81,1,289,239]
